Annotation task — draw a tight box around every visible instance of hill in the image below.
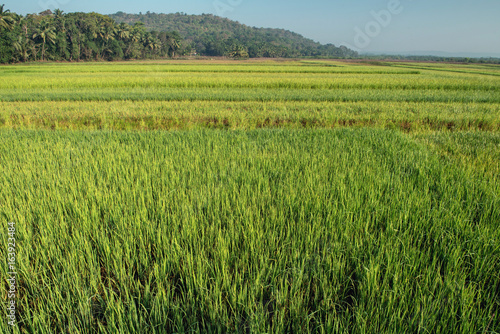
[109,12,357,58]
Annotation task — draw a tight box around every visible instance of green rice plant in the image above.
[1,100,499,131]
[1,61,498,106]
[1,86,499,103]
[0,129,498,333]
[0,60,499,333]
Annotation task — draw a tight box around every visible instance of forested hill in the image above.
[109,12,357,58]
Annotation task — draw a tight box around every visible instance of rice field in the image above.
[0,60,499,132]
[0,60,499,333]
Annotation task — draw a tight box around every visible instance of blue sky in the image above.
[5,0,500,56]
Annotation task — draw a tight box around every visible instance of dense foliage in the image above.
[1,5,499,64]
[0,6,182,63]
[110,12,358,58]
[5,5,499,64]
[0,5,357,63]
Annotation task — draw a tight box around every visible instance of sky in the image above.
[4,0,500,57]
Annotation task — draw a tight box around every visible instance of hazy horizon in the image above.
[5,0,500,57]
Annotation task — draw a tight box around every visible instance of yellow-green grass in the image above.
[1,70,498,103]
[0,129,498,333]
[1,100,499,131]
[1,60,499,131]
[0,60,421,74]
[0,60,499,333]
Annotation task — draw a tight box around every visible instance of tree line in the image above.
[362,54,500,64]
[110,12,358,59]
[0,6,360,63]
[2,6,498,64]
[0,6,182,63]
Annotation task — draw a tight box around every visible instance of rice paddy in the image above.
[0,60,499,333]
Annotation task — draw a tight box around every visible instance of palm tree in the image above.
[149,38,162,57]
[229,44,249,59]
[32,20,56,61]
[98,24,116,44]
[139,33,161,58]
[153,40,162,53]
[13,36,29,61]
[19,16,28,37]
[0,4,15,31]
[53,9,65,32]
[54,9,64,19]
[125,27,143,58]
[116,23,130,41]
[97,23,116,59]
[141,34,154,54]
[167,35,180,58]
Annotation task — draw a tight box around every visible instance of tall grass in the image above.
[2,87,499,103]
[1,100,499,131]
[0,129,498,333]
[1,62,498,105]
[1,60,499,333]
[2,73,498,91]
[0,61,421,74]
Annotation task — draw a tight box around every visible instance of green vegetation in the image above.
[0,60,499,131]
[360,55,500,64]
[1,129,499,333]
[0,60,499,333]
[110,12,357,58]
[0,6,357,64]
[2,5,498,63]
[0,8,182,63]
[1,100,498,132]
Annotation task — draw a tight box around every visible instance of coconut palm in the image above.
[116,23,130,41]
[142,34,154,51]
[0,4,15,31]
[54,8,63,19]
[13,35,30,61]
[98,23,116,44]
[125,29,142,58]
[97,23,116,58]
[167,35,180,57]
[32,20,56,61]
[229,44,249,59]
[53,9,65,33]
